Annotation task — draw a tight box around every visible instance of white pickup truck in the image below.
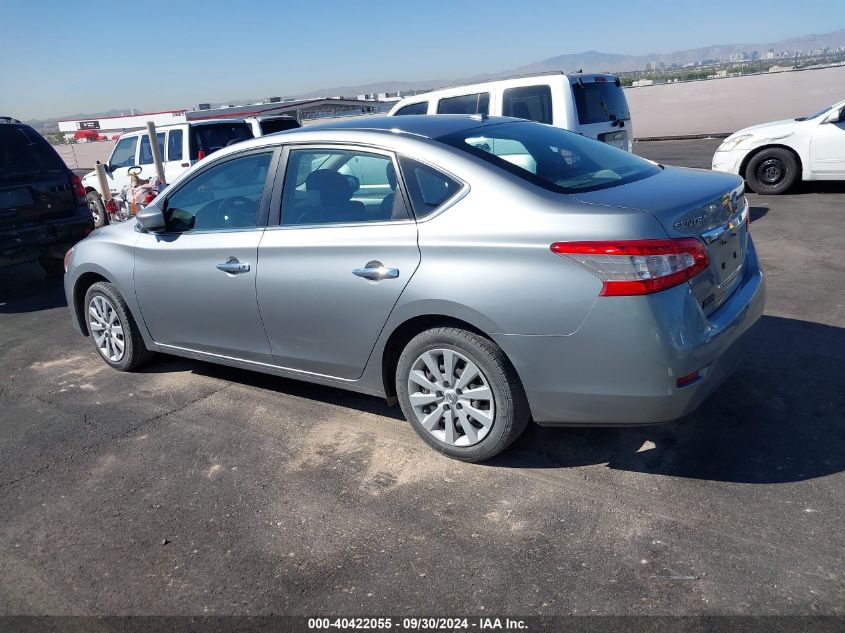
[82,116,300,226]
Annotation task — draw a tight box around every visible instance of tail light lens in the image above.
[70,174,86,202]
[551,238,709,296]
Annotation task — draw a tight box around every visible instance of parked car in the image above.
[711,99,845,194]
[0,116,92,275]
[244,114,300,137]
[64,115,764,462]
[81,119,254,226]
[389,72,633,152]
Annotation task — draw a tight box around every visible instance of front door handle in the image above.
[352,260,399,281]
[217,257,250,274]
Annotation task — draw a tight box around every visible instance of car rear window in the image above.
[259,118,300,134]
[437,93,490,115]
[438,121,658,193]
[0,125,66,181]
[571,79,630,125]
[190,123,253,159]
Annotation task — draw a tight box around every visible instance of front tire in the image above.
[84,281,153,371]
[396,327,530,462]
[87,191,107,228]
[744,148,799,194]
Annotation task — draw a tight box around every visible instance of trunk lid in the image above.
[0,124,77,230]
[571,166,748,316]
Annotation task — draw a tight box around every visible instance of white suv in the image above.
[82,119,253,224]
[712,99,845,194]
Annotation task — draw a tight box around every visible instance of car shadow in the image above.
[749,206,768,223]
[140,314,844,485]
[0,264,67,314]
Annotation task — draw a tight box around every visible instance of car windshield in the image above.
[438,121,660,193]
[0,125,66,181]
[795,106,833,121]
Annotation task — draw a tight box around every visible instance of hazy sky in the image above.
[2,0,843,120]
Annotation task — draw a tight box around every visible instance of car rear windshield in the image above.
[571,79,630,125]
[190,123,253,159]
[437,121,659,193]
[0,125,66,181]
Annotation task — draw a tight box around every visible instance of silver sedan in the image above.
[64,116,765,462]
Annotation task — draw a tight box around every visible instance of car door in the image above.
[164,128,190,184]
[104,135,139,196]
[257,145,420,379]
[809,106,845,175]
[134,148,278,363]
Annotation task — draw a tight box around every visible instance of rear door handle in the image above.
[217,257,250,274]
[352,261,399,281]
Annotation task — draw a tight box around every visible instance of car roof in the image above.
[300,114,514,139]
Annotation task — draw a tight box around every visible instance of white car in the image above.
[712,99,845,194]
[389,72,634,152]
[82,119,254,226]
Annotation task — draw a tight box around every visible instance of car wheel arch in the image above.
[741,144,803,181]
[380,314,528,413]
[73,271,113,336]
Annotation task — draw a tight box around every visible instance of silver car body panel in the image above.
[65,116,765,425]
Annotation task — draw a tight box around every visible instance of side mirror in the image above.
[136,203,166,232]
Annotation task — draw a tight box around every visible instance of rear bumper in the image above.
[0,207,92,266]
[494,238,766,425]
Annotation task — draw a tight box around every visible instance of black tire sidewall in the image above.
[83,281,148,371]
[745,148,798,195]
[87,192,107,228]
[396,327,528,462]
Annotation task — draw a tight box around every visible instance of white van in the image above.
[389,72,633,152]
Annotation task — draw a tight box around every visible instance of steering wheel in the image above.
[215,196,256,228]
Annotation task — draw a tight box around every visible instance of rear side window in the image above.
[437,93,490,115]
[572,80,630,125]
[398,156,462,218]
[394,102,428,116]
[0,125,66,179]
[167,130,183,161]
[503,85,553,124]
[139,132,165,165]
[190,123,253,159]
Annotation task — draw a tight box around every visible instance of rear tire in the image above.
[744,147,798,195]
[87,192,107,228]
[396,327,530,462]
[84,281,153,371]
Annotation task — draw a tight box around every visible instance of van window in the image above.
[394,102,428,116]
[139,132,166,165]
[189,123,253,160]
[437,93,489,115]
[572,80,630,125]
[503,85,552,124]
[167,130,183,161]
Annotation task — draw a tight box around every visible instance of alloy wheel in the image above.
[88,295,125,362]
[407,348,495,447]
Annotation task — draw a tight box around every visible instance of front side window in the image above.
[139,132,165,165]
[503,85,553,124]
[438,121,659,193]
[109,137,138,169]
[398,156,462,219]
[167,129,183,161]
[394,102,428,116]
[281,149,408,226]
[163,151,272,232]
[437,93,490,115]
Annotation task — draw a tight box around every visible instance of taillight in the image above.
[70,174,86,202]
[550,238,710,296]
[63,247,74,273]
[197,150,205,160]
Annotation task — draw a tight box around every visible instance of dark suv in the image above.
[0,117,93,275]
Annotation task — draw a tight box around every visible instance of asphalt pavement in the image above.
[1,139,843,617]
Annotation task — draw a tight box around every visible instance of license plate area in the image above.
[0,187,34,211]
[702,210,746,287]
[598,130,627,150]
